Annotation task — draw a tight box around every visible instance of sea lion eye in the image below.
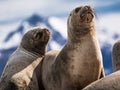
[75,7,81,13]
[34,32,43,40]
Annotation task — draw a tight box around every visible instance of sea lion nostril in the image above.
[75,7,80,13]
[38,32,43,37]
[84,6,91,10]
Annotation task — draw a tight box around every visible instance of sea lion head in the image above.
[67,5,95,41]
[20,27,50,56]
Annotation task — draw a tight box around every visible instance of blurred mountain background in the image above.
[0,0,120,76]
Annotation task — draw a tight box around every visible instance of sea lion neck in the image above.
[19,44,46,57]
[67,24,95,43]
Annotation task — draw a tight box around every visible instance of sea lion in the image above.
[0,27,50,90]
[42,5,104,90]
[112,40,120,71]
[82,40,120,90]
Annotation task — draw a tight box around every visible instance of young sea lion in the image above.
[0,27,50,90]
[42,5,104,90]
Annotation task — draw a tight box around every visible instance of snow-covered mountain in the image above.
[0,13,120,76]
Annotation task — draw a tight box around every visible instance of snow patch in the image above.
[48,17,67,39]
[0,33,21,50]
[50,40,63,50]
[96,13,120,47]
[0,22,21,42]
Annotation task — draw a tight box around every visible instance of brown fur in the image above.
[83,71,120,90]
[82,40,120,90]
[112,40,120,71]
[0,27,50,90]
[42,5,104,90]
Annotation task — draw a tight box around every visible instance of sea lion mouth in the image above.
[80,11,94,23]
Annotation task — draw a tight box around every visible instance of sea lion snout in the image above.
[80,6,94,22]
[34,28,49,38]
[44,28,50,38]
[33,28,50,42]
[43,28,51,42]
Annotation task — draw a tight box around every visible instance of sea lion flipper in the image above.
[10,73,28,90]
[0,81,18,90]
[100,68,105,78]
